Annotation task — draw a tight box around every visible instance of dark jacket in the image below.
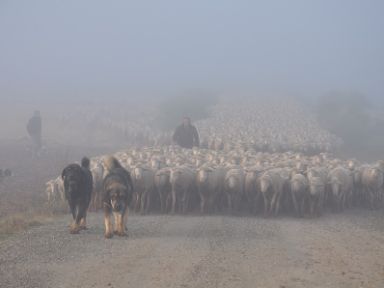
[27,115,42,137]
[173,124,199,149]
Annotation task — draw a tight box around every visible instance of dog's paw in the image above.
[70,228,80,234]
[79,226,88,230]
[105,232,114,239]
[116,231,128,237]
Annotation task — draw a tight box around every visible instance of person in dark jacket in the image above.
[173,117,199,149]
[27,110,42,154]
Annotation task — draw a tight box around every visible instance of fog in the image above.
[2,4,384,283]
[0,1,384,160]
[1,0,383,102]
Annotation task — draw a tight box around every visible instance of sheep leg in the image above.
[166,193,171,213]
[178,191,184,213]
[199,187,205,214]
[317,196,323,216]
[171,188,177,214]
[136,192,142,213]
[140,190,146,215]
[208,196,216,214]
[300,196,306,217]
[338,195,343,212]
[159,189,165,213]
[200,197,206,214]
[227,193,232,214]
[145,190,151,214]
[367,188,374,210]
[309,198,314,217]
[182,190,189,214]
[271,191,278,216]
[254,192,262,214]
[274,192,282,216]
[291,191,299,217]
[262,193,269,217]
[341,192,346,211]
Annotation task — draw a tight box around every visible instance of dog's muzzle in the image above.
[111,201,125,212]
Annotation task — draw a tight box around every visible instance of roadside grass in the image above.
[0,200,67,241]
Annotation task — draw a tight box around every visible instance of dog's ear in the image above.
[61,167,68,180]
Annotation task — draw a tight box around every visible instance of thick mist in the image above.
[0,1,383,160]
[1,4,384,283]
[1,0,383,101]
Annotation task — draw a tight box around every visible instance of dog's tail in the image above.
[81,157,90,169]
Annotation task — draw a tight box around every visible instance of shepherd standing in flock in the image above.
[172,117,200,149]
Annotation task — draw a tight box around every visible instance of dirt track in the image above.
[1,139,384,288]
[1,211,384,288]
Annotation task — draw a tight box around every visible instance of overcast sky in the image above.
[0,0,383,100]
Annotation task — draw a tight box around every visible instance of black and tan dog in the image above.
[102,156,133,238]
[62,157,93,234]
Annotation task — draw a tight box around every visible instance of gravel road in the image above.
[1,211,384,288]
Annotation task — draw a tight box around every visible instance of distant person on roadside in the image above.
[173,117,199,149]
[27,110,42,155]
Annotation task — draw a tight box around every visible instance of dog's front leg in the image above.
[69,201,77,220]
[79,215,87,230]
[70,204,83,234]
[113,212,119,235]
[78,201,88,230]
[68,201,79,234]
[104,206,113,238]
[115,209,128,236]
[119,209,128,236]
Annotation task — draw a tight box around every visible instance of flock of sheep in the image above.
[197,97,343,154]
[55,97,342,153]
[46,145,384,217]
[46,97,383,217]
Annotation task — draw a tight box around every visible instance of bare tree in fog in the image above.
[316,91,384,159]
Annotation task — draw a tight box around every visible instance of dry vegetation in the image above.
[0,140,116,238]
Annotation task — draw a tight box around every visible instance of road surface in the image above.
[1,211,384,288]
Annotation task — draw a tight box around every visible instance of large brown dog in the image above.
[102,156,133,238]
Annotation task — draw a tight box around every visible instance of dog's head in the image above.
[107,182,129,212]
[62,165,83,194]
